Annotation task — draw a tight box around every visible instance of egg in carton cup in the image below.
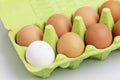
[1,0,120,78]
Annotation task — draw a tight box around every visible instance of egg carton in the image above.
[0,0,120,78]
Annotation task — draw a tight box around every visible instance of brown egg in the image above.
[16,25,43,46]
[46,14,72,38]
[113,19,120,36]
[85,23,113,49]
[99,1,120,22]
[72,6,99,28]
[57,32,85,58]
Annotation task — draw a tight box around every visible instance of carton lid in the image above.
[0,0,106,30]
[0,0,37,30]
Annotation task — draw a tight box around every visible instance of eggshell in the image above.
[16,25,43,46]
[46,14,72,38]
[113,19,120,36]
[85,23,113,49]
[72,6,99,28]
[26,41,55,67]
[99,1,120,22]
[57,32,85,58]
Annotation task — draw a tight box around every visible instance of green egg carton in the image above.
[1,0,120,78]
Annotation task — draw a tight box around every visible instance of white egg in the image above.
[26,41,55,67]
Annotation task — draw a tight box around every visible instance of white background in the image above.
[0,20,120,80]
